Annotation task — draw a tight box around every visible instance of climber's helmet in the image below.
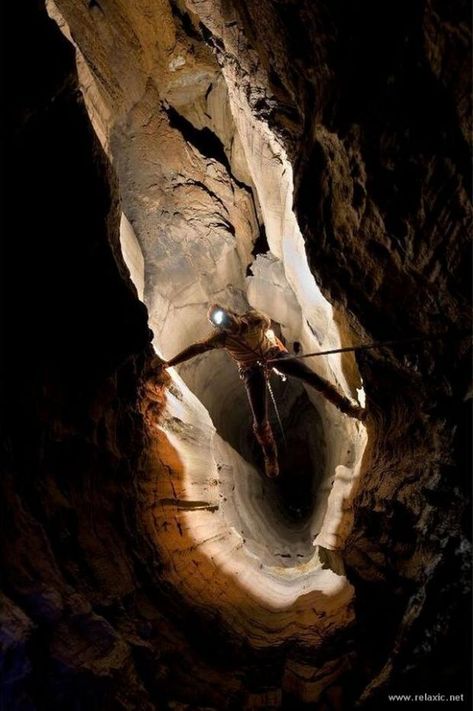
[208,304,238,332]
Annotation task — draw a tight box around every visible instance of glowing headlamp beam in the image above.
[212,309,225,325]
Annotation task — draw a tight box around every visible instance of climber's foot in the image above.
[345,404,367,422]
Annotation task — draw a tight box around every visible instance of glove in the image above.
[150,356,168,371]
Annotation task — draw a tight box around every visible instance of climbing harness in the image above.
[226,320,289,445]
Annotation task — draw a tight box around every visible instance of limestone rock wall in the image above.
[0,3,153,706]
[45,3,370,698]
[188,0,471,702]
[1,0,471,709]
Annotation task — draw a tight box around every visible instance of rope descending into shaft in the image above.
[267,330,471,363]
[263,366,287,446]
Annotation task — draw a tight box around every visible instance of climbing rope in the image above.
[235,323,469,446]
[262,330,470,442]
[267,330,471,364]
[264,367,287,447]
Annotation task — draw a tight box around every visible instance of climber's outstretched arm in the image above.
[164,332,225,368]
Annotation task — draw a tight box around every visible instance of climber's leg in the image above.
[242,366,279,477]
[242,365,267,428]
[274,356,366,420]
[253,420,279,478]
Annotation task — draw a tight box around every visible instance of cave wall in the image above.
[0,3,359,708]
[44,1,371,684]
[148,0,471,698]
[1,0,471,709]
[0,3,157,707]
[191,0,472,701]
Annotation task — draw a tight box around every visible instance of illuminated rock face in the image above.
[48,0,369,672]
[1,1,470,709]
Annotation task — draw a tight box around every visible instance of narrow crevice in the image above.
[246,223,270,275]
[169,0,202,42]
[251,223,270,259]
[164,100,265,266]
[199,21,225,53]
[165,104,232,174]
[164,102,257,198]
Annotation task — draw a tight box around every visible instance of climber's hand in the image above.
[150,356,169,372]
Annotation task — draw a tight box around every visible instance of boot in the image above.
[314,378,367,422]
[342,403,368,422]
[327,390,367,421]
[253,421,279,478]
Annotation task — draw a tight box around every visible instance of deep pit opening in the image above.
[172,307,328,533]
[176,333,332,558]
[238,319,327,526]
[255,385,326,526]
[221,358,326,527]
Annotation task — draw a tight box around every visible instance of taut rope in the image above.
[267,330,471,364]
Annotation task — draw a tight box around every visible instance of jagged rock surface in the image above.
[1,1,471,709]
[46,3,370,701]
[179,0,472,702]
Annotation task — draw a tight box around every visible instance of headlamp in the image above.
[212,309,225,326]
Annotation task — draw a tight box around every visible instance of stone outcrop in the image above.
[1,0,471,709]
